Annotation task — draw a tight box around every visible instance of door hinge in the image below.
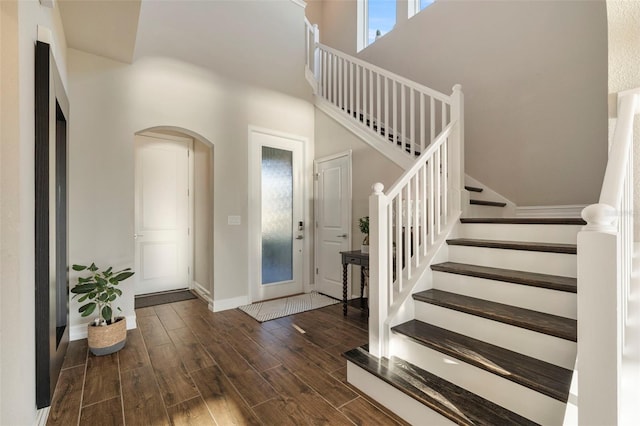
[316,267,319,274]
[314,173,319,181]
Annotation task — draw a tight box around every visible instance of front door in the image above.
[249,129,305,302]
[314,152,352,299]
[134,133,192,295]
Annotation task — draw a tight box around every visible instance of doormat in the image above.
[238,291,339,322]
[135,289,196,309]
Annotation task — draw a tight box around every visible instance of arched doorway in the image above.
[133,127,214,305]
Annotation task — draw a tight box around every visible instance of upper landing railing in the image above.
[305,19,456,168]
[577,88,638,425]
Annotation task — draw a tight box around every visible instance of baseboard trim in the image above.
[34,406,50,426]
[192,280,212,305]
[211,295,250,312]
[69,314,137,342]
[515,205,587,218]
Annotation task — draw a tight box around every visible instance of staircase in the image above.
[304,21,638,425]
[346,215,582,424]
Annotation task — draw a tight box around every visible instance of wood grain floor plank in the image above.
[192,365,261,426]
[261,366,353,425]
[148,343,199,407]
[202,341,275,407]
[82,353,120,407]
[121,365,169,426]
[118,329,151,372]
[340,396,407,426]
[154,304,187,331]
[167,327,215,372]
[134,306,157,318]
[138,315,172,348]
[61,340,88,370]
[224,332,281,372]
[291,361,359,408]
[79,397,124,425]
[46,365,84,426]
[166,396,216,426]
[251,397,309,426]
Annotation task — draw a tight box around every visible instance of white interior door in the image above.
[134,133,191,295]
[315,152,352,300]
[249,129,304,302]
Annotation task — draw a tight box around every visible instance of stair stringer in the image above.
[384,212,462,331]
[315,97,414,170]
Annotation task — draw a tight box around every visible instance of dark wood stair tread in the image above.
[447,238,577,254]
[470,199,507,207]
[392,320,572,401]
[460,217,586,225]
[413,289,577,341]
[465,185,483,192]
[431,262,577,293]
[343,347,538,426]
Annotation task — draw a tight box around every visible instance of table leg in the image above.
[343,263,348,316]
[360,266,365,310]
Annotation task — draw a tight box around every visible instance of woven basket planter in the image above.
[87,317,127,356]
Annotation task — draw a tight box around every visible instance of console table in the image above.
[340,250,369,316]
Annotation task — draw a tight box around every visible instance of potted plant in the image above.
[359,216,369,253]
[71,263,134,356]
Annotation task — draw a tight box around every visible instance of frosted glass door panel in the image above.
[261,147,293,284]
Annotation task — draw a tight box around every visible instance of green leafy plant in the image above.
[71,263,134,326]
[358,216,369,235]
[359,216,369,245]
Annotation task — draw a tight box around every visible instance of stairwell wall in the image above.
[607,0,640,241]
[316,0,608,207]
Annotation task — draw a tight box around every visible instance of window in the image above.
[368,0,396,45]
[408,0,436,20]
[358,0,396,51]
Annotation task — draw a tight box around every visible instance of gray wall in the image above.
[315,0,608,206]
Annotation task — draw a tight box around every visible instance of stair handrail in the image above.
[304,23,455,165]
[368,85,464,358]
[577,88,638,425]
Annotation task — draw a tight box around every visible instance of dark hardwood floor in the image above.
[47,297,408,425]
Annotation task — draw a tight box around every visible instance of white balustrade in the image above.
[578,88,638,425]
[304,23,465,359]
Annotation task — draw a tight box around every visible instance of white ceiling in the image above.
[58,0,308,97]
[58,0,141,64]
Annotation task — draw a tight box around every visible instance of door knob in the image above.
[296,235,304,240]
[337,234,348,238]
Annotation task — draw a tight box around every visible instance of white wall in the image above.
[314,109,403,248]
[68,49,315,324]
[607,1,640,241]
[193,138,213,295]
[0,0,67,424]
[318,0,608,207]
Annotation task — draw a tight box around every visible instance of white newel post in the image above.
[369,183,389,358]
[449,84,464,215]
[577,203,621,426]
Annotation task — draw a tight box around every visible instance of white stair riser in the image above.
[414,302,576,369]
[390,333,567,425]
[346,361,456,426]
[433,271,577,319]
[448,245,577,277]
[459,223,581,244]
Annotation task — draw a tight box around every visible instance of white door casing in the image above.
[134,132,193,295]
[248,128,305,302]
[314,151,352,300]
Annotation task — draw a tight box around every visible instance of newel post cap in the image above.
[372,183,385,195]
[581,203,617,232]
[452,84,462,93]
